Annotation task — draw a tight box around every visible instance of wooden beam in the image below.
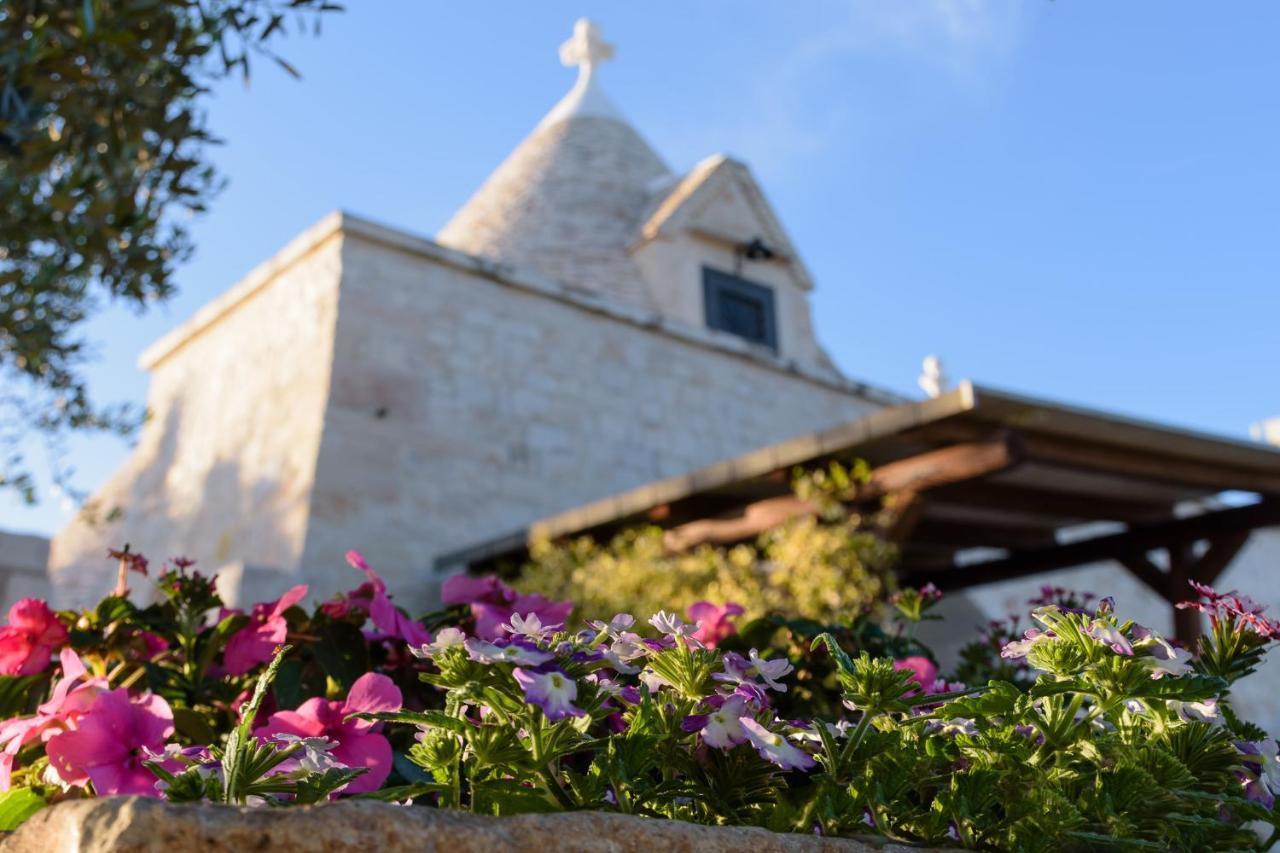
[913,516,1058,551]
[661,436,1024,552]
[928,482,1171,524]
[901,499,1280,590]
[1118,553,1175,601]
[1021,434,1280,496]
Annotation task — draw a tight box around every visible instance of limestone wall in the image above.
[46,225,345,607]
[0,531,52,611]
[298,225,880,606]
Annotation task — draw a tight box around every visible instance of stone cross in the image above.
[559,18,614,78]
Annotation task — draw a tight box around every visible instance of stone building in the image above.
[15,23,1280,736]
[42,20,900,609]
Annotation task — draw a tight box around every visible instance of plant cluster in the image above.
[0,546,1278,851]
[515,463,896,625]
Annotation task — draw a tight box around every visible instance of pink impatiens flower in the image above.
[893,656,940,695]
[345,551,432,646]
[0,598,69,676]
[0,649,108,790]
[254,672,402,794]
[44,687,175,796]
[440,572,572,641]
[686,601,745,649]
[222,584,309,676]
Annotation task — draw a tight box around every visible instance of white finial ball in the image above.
[918,354,947,399]
[560,18,615,70]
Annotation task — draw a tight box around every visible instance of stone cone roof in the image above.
[437,24,671,309]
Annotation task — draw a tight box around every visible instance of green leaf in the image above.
[0,675,46,718]
[314,622,370,690]
[353,782,449,802]
[355,709,468,735]
[810,632,855,676]
[0,788,45,831]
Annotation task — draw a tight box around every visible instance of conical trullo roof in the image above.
[437,20,671,308]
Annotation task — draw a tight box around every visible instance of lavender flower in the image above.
[715,649,794,692]
[649,610,699,642]
[511,667,586,721]
[502,612,561,641]
[738,717,816,770]
[682,695,750,749]
[1087,620,1133,656]
[465,637,554,666]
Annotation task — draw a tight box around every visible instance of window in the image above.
[702,267,778,351]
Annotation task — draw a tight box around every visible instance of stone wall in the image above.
[298,223,881,607]
[0,531,52,611]
[45,221,345,607]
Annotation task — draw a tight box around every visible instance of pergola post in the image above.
[1119,532,1252,644]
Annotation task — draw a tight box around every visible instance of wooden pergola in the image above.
[436,383,1280,641]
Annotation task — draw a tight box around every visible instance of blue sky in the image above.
[6,1,1279,535]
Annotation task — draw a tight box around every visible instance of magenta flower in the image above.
[345,551,432,646]
[738,717,816,771]
[686,601,745,649]
[440,571,572,640]
[255,672,402,794]
[222,584,309,676]
[0,649,108,790]
[893,656,940,695]
[45,687,175,796]
[0,598,69,676]
[511,667,585,721]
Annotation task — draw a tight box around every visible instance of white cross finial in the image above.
[559,18,614,79]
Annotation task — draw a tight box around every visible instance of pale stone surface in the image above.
[0,532,52,608]
[2,797,929,853]
[43,212,889,612]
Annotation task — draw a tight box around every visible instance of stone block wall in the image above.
[298,223,882,606]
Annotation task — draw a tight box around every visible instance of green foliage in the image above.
[0,788,46,831]
[515,463,896,624]
[0,0,340,502]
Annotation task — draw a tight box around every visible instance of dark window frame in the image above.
[702,266,778,352]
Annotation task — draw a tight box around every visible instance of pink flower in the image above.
[0,649,108,790]
[0,598,69,676]
[255,672,402,794]
[894,656,940,695]
[687,601,745,649]
[345,551,431,646]
[44,687,174,795]
[222,585,309,676]
[441,572,572,641]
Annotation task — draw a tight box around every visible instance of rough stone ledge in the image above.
[2,797,939,853]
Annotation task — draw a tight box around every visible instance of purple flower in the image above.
[464,638,554,666]
[1087,620,1133,656]
[715,649,793,692]
[1000,628,1050,660]
[512,667,585,721]
[502,612,561,641]
[683,695,751,749]
[738,717,816,771]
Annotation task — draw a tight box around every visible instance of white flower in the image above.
[1168,698,1219,724]
[739,717,816,770]
[699,696,750,749]
[649,610,696,639]
[464,638,554,666]
[502,612,560,640]
[410,627,467,659]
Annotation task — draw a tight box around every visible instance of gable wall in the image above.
[299,231,879,607]
[46,233,345,606]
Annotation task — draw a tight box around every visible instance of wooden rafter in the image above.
[660,435,1024,553]
[900,499,1280,594]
